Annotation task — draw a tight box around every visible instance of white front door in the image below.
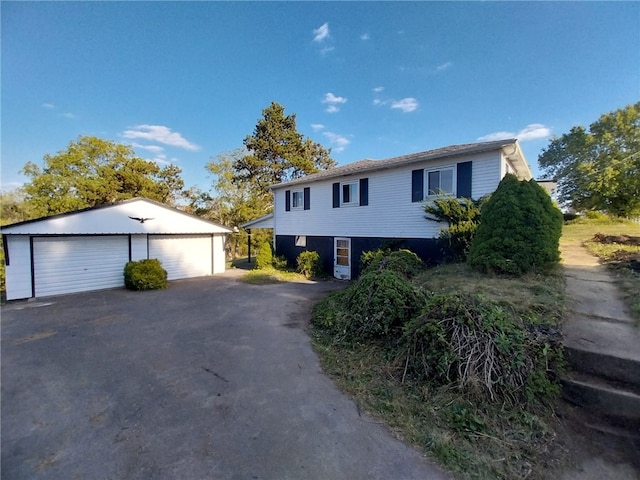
[334,237,351,280]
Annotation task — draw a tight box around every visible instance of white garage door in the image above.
[33,236,129,297]
[148,235,213,280]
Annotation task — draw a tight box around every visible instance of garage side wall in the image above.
[213,235,226,274]
[4,236,32,301]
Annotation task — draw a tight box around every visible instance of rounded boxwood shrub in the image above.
[124,259,168,291]
[297,250,322,278]
[254,242,273,270]
[467,174,563,275]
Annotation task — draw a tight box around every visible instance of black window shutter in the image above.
[456,161,473,198]
[411,169,424,202]
[359,178,368,206]
[285,190,291,211]
[303,187,310,210]
[332,182,340,208]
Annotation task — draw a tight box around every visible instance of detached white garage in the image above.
[1,198,233,300]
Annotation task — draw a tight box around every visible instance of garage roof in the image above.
[0,198,233,235]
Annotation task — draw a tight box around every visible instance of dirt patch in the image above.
[592,233,640,246]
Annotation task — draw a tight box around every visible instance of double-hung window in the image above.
[291,190,304,210]
[341,182,358,206]
[426,167,454,197]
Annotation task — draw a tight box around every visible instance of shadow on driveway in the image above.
[1,274,449,479]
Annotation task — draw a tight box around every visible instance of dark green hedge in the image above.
[124,259,168,291]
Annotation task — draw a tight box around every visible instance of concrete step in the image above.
[565,344,640,387]
[561,371,640,427]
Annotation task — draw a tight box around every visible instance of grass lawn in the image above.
[229,257,311,284]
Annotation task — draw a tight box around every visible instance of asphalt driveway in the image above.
[1,272,449,479]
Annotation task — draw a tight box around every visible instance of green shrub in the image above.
[297,250,322,278]
[342,269,426,339]
[424,195,487,261]
[402,293,562,405]
[467,175,563,275]
[123,259,168,291]
[361,249,425,278]
[273,255,288,269]
[311,289,349,333]
[585,210,609,221]
[360,248,389,272]
[254,242,273,270]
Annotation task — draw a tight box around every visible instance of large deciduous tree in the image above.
[538,102,640,217]
[234,102,336,192]
[21,136,186,217]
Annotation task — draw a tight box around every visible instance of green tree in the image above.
[1,188,36,225]
[234,102,336,192]
[538,102,640,217]
[21,136,186,216]
[424,194,488,261]
[467,174,563,275]
[204,148,272,258]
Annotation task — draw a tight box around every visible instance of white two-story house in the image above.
[247,139,533,280]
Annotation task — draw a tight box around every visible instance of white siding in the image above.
[275,151,502,239]
[33,236,129,297]
[148,235,214,280]
[212,235,226,274]
[130,234,148,261]
[472,152,502,198]
[4,236,32,300]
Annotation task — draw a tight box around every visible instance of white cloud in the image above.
[133,143,166,154]
[60,112,76,119]
[391,97,419,113]
[360,33,370,40]
[436,61,453,72]
[323,92,347,113]
[373,86,384,93]
[517,123,553,141]
[477,124,552,143]
[42,103,55,109]
[122,125,200,151]
[323,131,351,153]
[313,22,330,42]
[311,124,325,131]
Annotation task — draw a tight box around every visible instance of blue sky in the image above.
[2,1,638,194]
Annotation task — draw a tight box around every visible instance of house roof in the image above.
[271,139,531,189]
[0,197,233,235]
[240,213,274,230]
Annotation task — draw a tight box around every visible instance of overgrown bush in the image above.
[342,270,426,339]
[124,259,168,291]
[311,289,349,333]
[360,248,389,272]
[467,175,563,275]
[402,293,562,405]
[361,249,425,278]
[297,250,322,278]
[424,195,487,261]
[254,242,273,270]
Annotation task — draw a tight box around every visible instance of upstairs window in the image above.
[292,190,304,209]
[285,187,310,211]
[426,167,454,197]
[341,182,359,206]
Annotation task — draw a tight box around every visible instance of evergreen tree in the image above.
[467,175,563,275]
